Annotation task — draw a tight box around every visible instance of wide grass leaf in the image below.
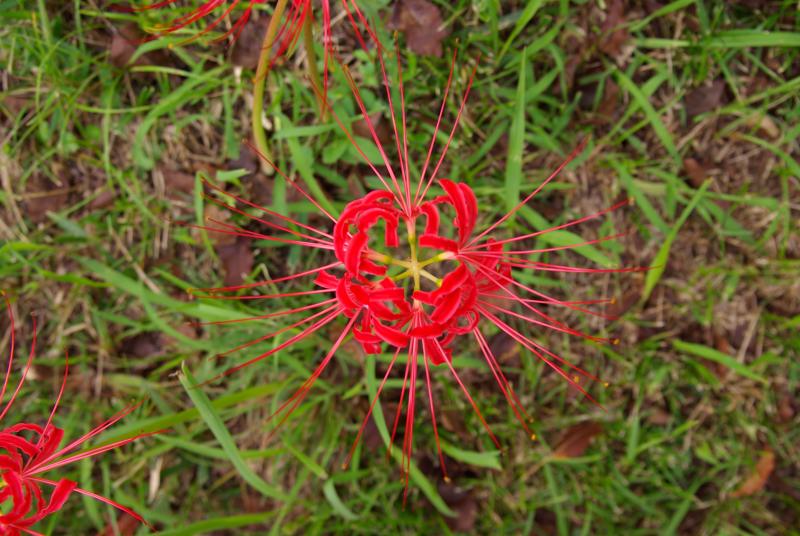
[179,363,288,500]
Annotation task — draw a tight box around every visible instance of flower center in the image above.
[314,181,500,364]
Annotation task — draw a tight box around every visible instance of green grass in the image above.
[1,0,799,534]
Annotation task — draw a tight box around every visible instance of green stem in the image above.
[301,13,326,118]
[252,0,290,170]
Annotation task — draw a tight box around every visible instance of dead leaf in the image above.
[596,79,620,121]
[162,168,196,199]
[598,0,629,58]
[24,176,70,223]
[1,94,34,117]
[230,17,267,69]
[776,389,795,424]
[203,204,237,247]
[120,332,165,359]
[731,450,775,498]
[109,25,150,69]
[683,157,709,188]
[647,408,672,426]
[99,512,141,536]
[216,237,254,287]
[487,332,519,363]
[743,112,780,139]
[88,188,116,211]
[388,0,450,57]
[438,481,477,533]
[352,111,391,146]
[606,287,641,318]
[227,144,261,176]
[553,421,603,458]
[684,79,727,119]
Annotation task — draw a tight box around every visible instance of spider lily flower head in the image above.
[190,49,639,496]
[0,297,157,534]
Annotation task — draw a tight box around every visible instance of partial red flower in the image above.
[190,51,637,497]
[126,0,374,82]
[0,298,157,535]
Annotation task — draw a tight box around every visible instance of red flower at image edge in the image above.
[127,0,375,86]
[0,299,157,535]
[191,51,639,496]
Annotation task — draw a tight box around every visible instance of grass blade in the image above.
[505,45,527,221]
[179,363,288,501]
[672,340,767,384]
[156,513,273,535]
[641,180,710,303]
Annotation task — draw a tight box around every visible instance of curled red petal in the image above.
[344,231,369,274]
[423,338,451,366]
[419,202,440,235]
[314,270,340,289]
[419,234,459,252]
[430,290,461,324]
[409,323,445,338]
[373,321,409,347]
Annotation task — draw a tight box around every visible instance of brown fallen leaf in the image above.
[596,79,620,122]
[776,391,795,424]
[203,204,237,247]
[230,17,267,69]
[684,79,727,119]
[683,157,709,188]
[120,332,165,359]
[388,0,450,57]
[352,111,391,146]
[88,188,117,211]
[162,168,196,199]
[24,176,70,223]
[109,25,151,69]
[487,332,519,363]
[605,287,641,318]
[438,481,477,533]
[598,0,629,58]
[553,421,603,458]
[731,450,775,498]
[227,144,261,176]
[216,236,254,287]
[99,512,141,536]
[647,408,672,426]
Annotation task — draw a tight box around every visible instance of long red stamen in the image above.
[473,329,533,435]
[343,346,403,470]
[212,306,343,381]
[466,139,590,247]
[195,298,337,327]
[214,302,340,358]
[191,261,341,294]
[479,307,603,407]
[0,314,36,421]
[264,313,360,436]
[416,61,479,205]
[469,196,631,251]
[414,48,457,206]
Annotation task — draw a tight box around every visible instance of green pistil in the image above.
[367,227,456,292]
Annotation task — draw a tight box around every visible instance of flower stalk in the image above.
[251,0,289,168]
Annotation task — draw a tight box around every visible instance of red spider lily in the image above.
[0,299,158,535]
[189,50,638,498]
[126,0,375,87]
